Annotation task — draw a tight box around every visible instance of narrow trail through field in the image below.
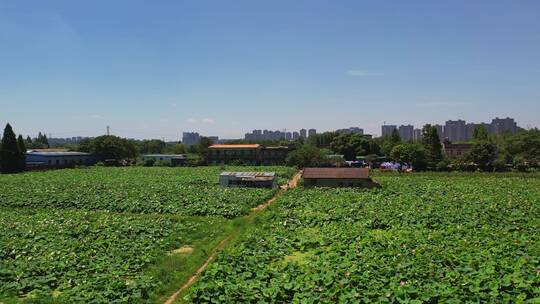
[164,172,301,304]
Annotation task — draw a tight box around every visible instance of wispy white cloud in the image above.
[90,114,102,119]
[347,70,386,77]
[187,117,216,124]
[414,101,471,108]
[170,103,177,108]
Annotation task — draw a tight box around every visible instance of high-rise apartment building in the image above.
[182,132,201,145]
[381,125,397,137]
[465,123,476,140]
[398,125,414,141]
[444,120,467,142]
[413,129,422,141]
[300,129,307,139]
[245,129,286,141]
[491,117,518,135]
[285,132,292,140]
[433,125,444,142]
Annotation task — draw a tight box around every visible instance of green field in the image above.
[185,174,540,303]
[0,166,295,218]
[0,208,229,303]
[2,169,539,303]
[0,166,293,303]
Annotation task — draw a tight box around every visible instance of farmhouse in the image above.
[302,167,380,188]
[25,150,98,169]
[259,146,289,165]
[142,154,186,166]
[208,144,260,164]
[442,139,473,157]
[219,172,277,188]
[208,144,290,165]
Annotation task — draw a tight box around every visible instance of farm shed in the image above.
[142,154,186,166]
[25,151,98,169]
[302,168,380,188]
[219,172,277,188]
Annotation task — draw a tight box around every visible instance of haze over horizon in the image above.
[1,0,539,140]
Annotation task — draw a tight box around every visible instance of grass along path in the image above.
[164,172,301,304]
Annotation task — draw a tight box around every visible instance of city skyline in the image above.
[1,1,540,140]
[35,116,525,144]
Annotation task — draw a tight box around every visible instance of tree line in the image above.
[2,122,539,173]
[286,125,540,172]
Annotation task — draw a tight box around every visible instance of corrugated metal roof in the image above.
[302,168,370,179]
[209,144,261,149]
[220,172,275,178]
[28,148,69,152]
[26,151,92,157]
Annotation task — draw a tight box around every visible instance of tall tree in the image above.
[421,124,443,170]
[1,123,24,173]
[504,128,540,168]
[17,135,26,153]
[286,144,323,168]
[17,135,27,170]
[473,125,489,141]
[330,133,375,160]
[381,129,402,156]
[469,141,498,171]
[138,139,166,154]
[169,143,186,154]
[390,128,401,143]
[42,134,49,148]
[79,135,137,160]
[390,143,427,170]
[199,137,214,160]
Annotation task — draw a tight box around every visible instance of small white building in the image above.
[142,154,186,166]
[219,172,277,188]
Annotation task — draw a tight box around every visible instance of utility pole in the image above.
[106,126,110,136]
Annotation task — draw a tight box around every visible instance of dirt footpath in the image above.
[164,171,301,304]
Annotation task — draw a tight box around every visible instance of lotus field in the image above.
[0,166,296,218]
[186,174,540,303]
[0,166,294,303]
[1,168,539,303]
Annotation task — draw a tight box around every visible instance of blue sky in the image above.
[1,0,539,140]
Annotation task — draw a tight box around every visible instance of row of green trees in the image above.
[77,135,214,165]
[26,132,49,149]
[4,122,538,172]
[386,125,443,171]
[286,125,540,172]
[0,124,27,173]
[387,125,540,172]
